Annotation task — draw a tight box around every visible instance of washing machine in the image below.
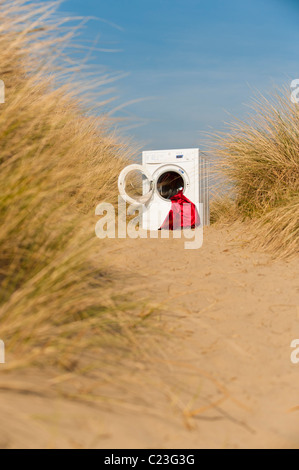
[118,148,210,230]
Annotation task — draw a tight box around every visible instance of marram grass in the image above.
[211,90,299,257]
[0,0,150,372]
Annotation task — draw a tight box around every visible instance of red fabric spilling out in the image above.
[159,190,200,230]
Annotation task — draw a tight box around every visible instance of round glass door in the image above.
[118,164,153,205]
[156,171,185,200]
[153,165,189,201]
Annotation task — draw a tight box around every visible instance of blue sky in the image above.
[59,0,299,150]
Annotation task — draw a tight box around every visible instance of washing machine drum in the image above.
[118,164,154,205]
[156,170,185,200]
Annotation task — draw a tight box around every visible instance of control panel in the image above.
[143,148,198,164]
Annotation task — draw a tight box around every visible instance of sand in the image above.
[0,225,298,449]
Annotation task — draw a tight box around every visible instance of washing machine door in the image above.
[118,164,154,205]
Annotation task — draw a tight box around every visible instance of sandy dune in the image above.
[0,225,298,448]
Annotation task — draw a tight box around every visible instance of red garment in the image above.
[159,190,200,230]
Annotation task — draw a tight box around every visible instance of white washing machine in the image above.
[118,148,210,230]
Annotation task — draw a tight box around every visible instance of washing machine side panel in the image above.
[181,160,198,203]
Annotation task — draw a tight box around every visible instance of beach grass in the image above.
[210,90,299,257]
[0,0,151,373]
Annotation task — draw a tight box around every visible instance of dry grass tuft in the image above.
[0,0,150,372]
[210,90,299,257]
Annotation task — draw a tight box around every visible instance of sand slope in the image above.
[0,225,298,448]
